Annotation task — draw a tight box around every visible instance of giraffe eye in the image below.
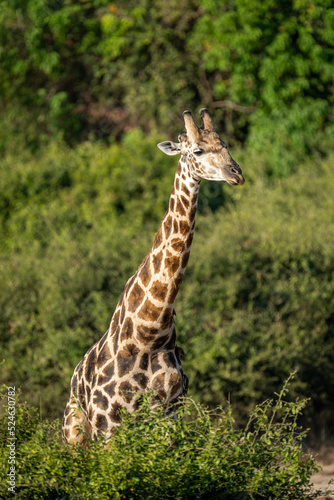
[194,149,204,156]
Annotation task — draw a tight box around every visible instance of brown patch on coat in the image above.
[113,327,120,355]
[65,414,73,427]
[153,229,162,249]
[152,372,166,399]
[71,375,78,394]
[150,280,168,302]
[98,331,108,351]
[128,283,145,312]
[171,238,185,252]
[117,343,140,377]
[190,204,197,221]
[137,323,159,345]
[103,361,115,378]
[151,355,162,373]
[152,334,170,350]
[78,381,85,397]
[125,275,136,294]
[120,317,134,342]
[161,307,173,329]
[185,232,194,249]
[93,390,109,411]
[88,405,94,422]
[138,298,163,322]
[120,305,125,324]
[63,428,70,439]
[77,361,83,379]
[110,309,120,330]
[181,251,191,269]
[84,387,90,407]
[152,252,163,273]
[182,184,190,197]
[139,353,149,371]
[168,274,184,303]
[179,220,190,235]
[133,372,149,388]
[97,341,111,367]
[97,373,110,386]
[162,351,176,368]
[104,381,117,398]
[164,215,173,239]
[109,402,122,423]
[169,372,182,397]
[165,252,180,277]
[139,257,151,287]
[119,381,135,403]
[85,346,97,382]
[176,199,186,216]
[181,195,190,208]
[95,413,108,432]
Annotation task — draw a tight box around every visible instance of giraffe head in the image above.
[158,109,244,185]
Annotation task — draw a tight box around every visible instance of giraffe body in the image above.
[62,109,244,443]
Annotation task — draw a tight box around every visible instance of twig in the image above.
[209,100,256,113]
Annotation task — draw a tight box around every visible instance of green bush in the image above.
[194,0,334,174]
[0,383,325,499]
[1,0,334,171]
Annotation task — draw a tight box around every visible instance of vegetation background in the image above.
[0,1,334,495]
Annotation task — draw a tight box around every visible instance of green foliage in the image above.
[0,384,324,499]
[1,0,333,171]
[97,0,201,133]
[0,0,105,150]
[192,0,334,173]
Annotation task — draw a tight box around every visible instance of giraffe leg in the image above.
[62,396,92,445]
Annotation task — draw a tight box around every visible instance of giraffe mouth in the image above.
[222,163,244,186]
[227,174,245,186]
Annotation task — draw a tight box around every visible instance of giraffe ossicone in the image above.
[62,109,244,444]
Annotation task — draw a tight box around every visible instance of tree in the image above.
[1,0,333,171]
[192,0,334,173]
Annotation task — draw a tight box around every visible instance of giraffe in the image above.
[62,109,244,443]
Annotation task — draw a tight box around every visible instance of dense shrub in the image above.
[0,384,325,499]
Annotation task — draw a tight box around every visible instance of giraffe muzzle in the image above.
[227,174,245,186]
[223,164,245,186]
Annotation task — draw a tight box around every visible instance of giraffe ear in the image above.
[157,141,181,156]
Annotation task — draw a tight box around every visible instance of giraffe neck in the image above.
[149,155,200,305]
[120,155,200,333]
